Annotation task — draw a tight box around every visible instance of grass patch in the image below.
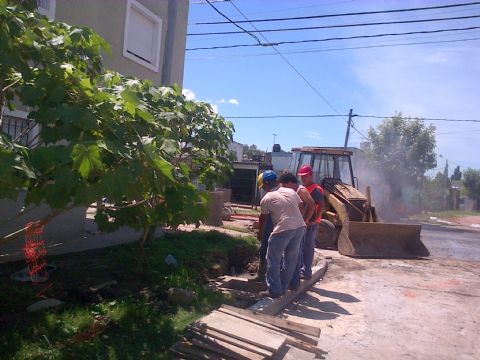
[233,207,260,216]
[0,231,258,359]
[220,224,252,234]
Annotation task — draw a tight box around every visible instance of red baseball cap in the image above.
[297,164,313,176]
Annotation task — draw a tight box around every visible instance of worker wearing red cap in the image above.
[297,164,325,280]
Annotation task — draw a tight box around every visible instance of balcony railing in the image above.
[1,114,40,148]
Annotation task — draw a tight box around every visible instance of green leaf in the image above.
[121,90,140,107]
[80,78,93,91]
[184,102,196,113]
[137,108,153,123]
[61,63,75,76]
[159,139,178,155]
[153,157,175,182]
[72,144,104,179]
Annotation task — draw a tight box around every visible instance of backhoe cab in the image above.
[289,147,429,258]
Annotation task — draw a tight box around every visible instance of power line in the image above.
[193,1,480,25]
[224,114,480,123]
[203,0,262,45]
[186,26,480,50]
[226,1,365,140]
[190,2,480,27]
[437,129,480,135]
[356,115,480,123]
[186,36,480,60]
[225,115,346,119]
[193,0,230,4]
[350,122,369,140]
[188,14,480,36]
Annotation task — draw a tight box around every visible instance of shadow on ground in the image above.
[310,288,361,303]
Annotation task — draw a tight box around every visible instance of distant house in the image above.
[228,141,244,162]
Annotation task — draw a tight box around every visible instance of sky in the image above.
[183,0,480,175]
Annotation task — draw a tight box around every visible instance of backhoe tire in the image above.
[316,219,338,249]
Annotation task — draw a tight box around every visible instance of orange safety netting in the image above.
[23,221,48,281]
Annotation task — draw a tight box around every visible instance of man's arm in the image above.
[311,187,325,220]
[257,213,267,241]
[298,187,316,224]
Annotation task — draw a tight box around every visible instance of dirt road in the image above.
[282,225,480,359]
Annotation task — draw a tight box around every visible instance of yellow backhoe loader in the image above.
[289,147,429,258]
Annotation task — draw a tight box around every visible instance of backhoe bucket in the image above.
[337,220,429,258]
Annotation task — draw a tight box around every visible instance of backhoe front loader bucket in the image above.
[337,220,429,258]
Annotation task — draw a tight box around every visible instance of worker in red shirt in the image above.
[297,164,324,280]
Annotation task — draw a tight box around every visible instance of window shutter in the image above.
[123,0,162,72]
[127,8,155,63]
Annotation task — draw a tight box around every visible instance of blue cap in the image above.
[258,170,277,188]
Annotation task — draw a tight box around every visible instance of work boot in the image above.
[252,258,267,282]
[258,290,281,299]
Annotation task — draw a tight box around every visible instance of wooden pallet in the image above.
[170,306,322,359]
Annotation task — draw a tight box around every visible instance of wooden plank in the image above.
[216,307,317,346]
[170,341,223,360]
[251,260,328,316]
[198,311,287,353]
[202,310,322,356]
[189,326,273,358]
[190,335,265,360]
[284,338,324,357]
[220,305,321,337]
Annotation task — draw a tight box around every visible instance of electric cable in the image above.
[224,114,480,123]
[228,4,340,113]
[188,14,480,36]
[193,1,480,25]
[187,26,480,50]
[356,115,480,123]
[204,0,262,45]
[228,1,358,139]
[186,36,480,60]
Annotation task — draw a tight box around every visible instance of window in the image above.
[123,0,162,72]
[37,0,56,19]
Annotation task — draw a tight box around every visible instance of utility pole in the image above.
[344,108,353,149]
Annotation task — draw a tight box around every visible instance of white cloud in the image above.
[306,131,323,140]
[182,88,196,101]
[215,98,239,105]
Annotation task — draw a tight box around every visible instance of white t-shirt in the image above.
[260,186,306,234]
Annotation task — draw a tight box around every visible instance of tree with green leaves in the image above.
[363,113,436,213]
[0,1,234,247]
[462,168,480,209]
[422,171,450,211]
[451,165,462,181]
[242,144,264,161]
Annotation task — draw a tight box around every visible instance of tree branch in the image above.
[90,198,150,211]
[1,78,21,93]
[0,204,76,245]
